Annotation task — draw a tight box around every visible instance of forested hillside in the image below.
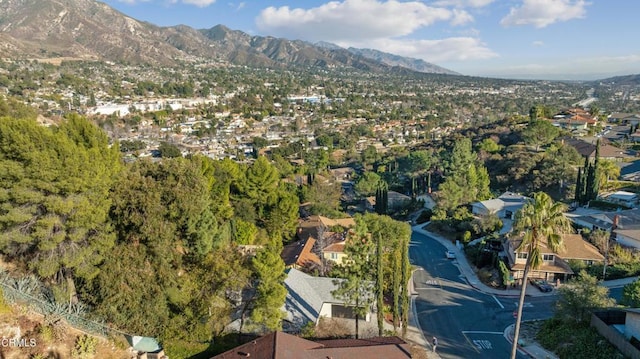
[0,98,299,351]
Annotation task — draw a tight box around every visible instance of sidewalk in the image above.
[410,223,635,358]
[405,266,442,358]
[504,323,559,359]
[412,224,555,298]
[411,224,556,359]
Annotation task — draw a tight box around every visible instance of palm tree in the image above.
[598,159,620,191]
[510,192,571,359]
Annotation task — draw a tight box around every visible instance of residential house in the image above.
[505,233,604,282]
[329,167,356,183]
[569,209,640,249]
[365,190,412,212]
[622,114,640,126]
[210,331,411,359]
[282,268,373,333]
[552,108,598,132]
[609,209,640,249]
[562,137,633,162]
[295,215,355,265]
[604,191,639,208]
[323,238,347,264]
[471,192,529,220]
[281,238,321,270]
[608,112,637,123]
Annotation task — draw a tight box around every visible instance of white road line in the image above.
[461,331,504,335]
[492,295,504,309]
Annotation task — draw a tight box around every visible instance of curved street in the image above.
[409,228,556,359]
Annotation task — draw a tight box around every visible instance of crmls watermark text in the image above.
[1,337,37,347]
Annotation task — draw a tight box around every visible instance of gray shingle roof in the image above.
[283,268,345,329]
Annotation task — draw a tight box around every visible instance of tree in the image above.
[332,223,375,339]
[575,167,583,205]
[0,116,121,288]
[354,171,383,197]
[556,270,615,323]
[307,180,342,217]
[442,138,475,176]
[158,141,182,158]
[358,213,411,335]
[251,243,287,331]
[598,159,620,191]
[622,278,640,307]
[521,120,559,151]
[510,192,572,359]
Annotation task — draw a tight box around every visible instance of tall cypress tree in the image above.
[575,167,583,205]
[592,139,601,200]
[376,223,384,336]
[584,156,594,205]
[382,186,388,214]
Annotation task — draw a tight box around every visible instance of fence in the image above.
[0,270,128,340]
[591,310,640,359]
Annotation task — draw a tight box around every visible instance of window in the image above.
[517,252,528,259]
[543,254,554,261]
[330,253,338,260]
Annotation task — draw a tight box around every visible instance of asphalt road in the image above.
[410,230,554,359]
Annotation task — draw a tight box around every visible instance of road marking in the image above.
[425,279,439,285]
[461,332,481,353]
[492,295,504,309]
[461,331,503,352]
[473,339,493,350]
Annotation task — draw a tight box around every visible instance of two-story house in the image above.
[505,233,604,283]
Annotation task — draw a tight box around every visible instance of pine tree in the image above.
[251,242,287,331]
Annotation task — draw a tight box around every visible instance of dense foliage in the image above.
[0,115,300,349]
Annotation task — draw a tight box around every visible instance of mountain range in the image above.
[0,0,458,75]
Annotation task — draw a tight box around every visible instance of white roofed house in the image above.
[604,191,639,208]
[471,192,530,220]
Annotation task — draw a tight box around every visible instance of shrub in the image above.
[536,318,624,359]
[0,287,11,314]
[71,335,98,359]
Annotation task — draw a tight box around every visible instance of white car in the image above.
[445,250,456,259]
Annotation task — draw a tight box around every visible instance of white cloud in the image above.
[182,0,216,7]
[255,0,497,64]
[432,0,494,8]
[500,0,589,28]
[347,37,498,63]
[256,0,453,42]
[451,9,474,26]
[532,40,544,46]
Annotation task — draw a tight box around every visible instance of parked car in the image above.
[445,250,456,259]
[530,279,553,292]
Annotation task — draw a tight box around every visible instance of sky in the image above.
[101,0,640,80]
